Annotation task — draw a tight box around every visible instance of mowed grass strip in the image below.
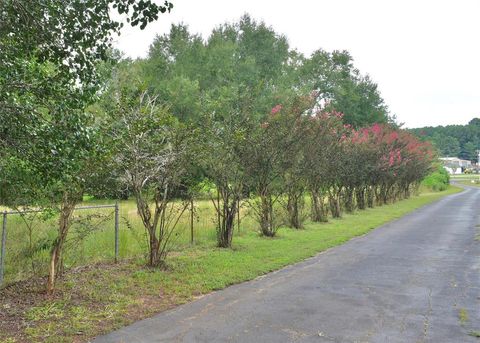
[0,186,462,343]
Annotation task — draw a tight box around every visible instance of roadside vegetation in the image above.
[0,1,458,342]
[0,186,460,343]
[421,164,450,191]
[450,174,480,187]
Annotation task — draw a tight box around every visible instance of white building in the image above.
[439,157,472,174]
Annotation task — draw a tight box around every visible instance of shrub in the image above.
[421,165,450,191]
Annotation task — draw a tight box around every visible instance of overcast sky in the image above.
[113,0,480,128]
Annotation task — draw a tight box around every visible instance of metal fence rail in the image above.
[0,203,119,286]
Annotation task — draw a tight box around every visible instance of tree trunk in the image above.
[311,189,328,222]
[383,184,392,204]
[259,192,275,236]
[47,194,76,294]
[343,187,355,213]
[148,233,160,266]
[366,186,375,208]
[403,184,410,199]
[356,187,366,210]
[328,188,342,218]
[287,189,304,229]
[217,195,238,248]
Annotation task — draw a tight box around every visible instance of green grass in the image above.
[449,173,480,187]
[450,173,479,178]
[468,330,480,338]
[455,179,480,187]
[450,174,480,181]
[1,197,258,284]
[0,185,461,343]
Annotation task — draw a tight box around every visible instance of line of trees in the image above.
[1,4,435,293]
[95,82,434,257]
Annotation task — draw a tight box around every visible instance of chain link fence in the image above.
[0,203,119,287]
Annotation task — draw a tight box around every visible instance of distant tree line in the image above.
[410,118,480,162]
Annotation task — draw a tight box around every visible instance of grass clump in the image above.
[469,331,480,338]
[459,308,469,326]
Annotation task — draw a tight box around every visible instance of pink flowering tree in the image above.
[244,96,313,235]
[303,111,347,221]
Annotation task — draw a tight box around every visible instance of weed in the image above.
[459,308,469,326]
[469,331,480,338]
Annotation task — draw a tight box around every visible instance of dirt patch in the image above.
[0,261,180,343]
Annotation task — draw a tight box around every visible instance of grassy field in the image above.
[2,197,260,285]
[450,174,480,180]
[450,174,480,187]
[0,185,461,343]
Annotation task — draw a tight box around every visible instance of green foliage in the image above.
[0,0,173,291]
[103,84,191,266]
[136,15,389,127]
[421,164,450,191]
[300,50,390,127]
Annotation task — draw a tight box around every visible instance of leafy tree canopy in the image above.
[0,0,173,206]
[115,15,390,127]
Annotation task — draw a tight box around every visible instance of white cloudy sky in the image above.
[113,0,480,128]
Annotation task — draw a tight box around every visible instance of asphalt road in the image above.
[93,186,480,343]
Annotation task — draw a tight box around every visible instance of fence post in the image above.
[237,198,241,232]
[0,211,7,286]
[190,198,194,244]
[114,201,119,263]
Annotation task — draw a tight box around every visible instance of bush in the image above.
[421,165,450,191]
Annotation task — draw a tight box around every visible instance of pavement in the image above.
[93,185,480,343]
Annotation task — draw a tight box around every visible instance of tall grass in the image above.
[2,198,258,284]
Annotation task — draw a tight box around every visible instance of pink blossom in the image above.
[270,104,282,115]
[389,153,395,167]
[371,123,382,134]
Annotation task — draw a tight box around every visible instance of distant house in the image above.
[439,157,472,174]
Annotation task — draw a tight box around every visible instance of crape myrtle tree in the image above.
[303,111,348,221]
[279,97,319,230]
[354,124,435,206]
[393,130,435,199]
[200,112,249,248]
[107,85,190,267]
[348,128,381,210]
[326,114,351,219]
[371,124,410,205]
[0,0,172,292]
[197,24,252,248]
[145,16,296,247]
[340,124,375,213]
[302,115,434,217]
[243,100,307,236]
